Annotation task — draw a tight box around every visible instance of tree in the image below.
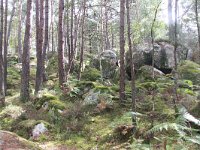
[195,0,200,61]
[126,0,136,127]
[18,0,22,63]
[58,0,65,85]
[20,0,32,102]
[35,0,44,95]
[4,0,8,94]
[168,0,174,41]
[173,0,179,112]
[42,0,49,81]
[0,0,4,106]
[7,1,16,46]
[78,0,87,80]
[119,0,126,104]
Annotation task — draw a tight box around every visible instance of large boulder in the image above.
[92,50,118,79]
[126,40,189,75]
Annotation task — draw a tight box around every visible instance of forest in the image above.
[0,0,200,149]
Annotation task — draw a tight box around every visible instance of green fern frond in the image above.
[179,106,200,126]
[146,123,195,136]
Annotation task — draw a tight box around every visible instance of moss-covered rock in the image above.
[81,67,101,81]
[178,60,200,85]
[137,65,164,81]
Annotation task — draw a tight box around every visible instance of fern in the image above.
[146,122,196,137]
[179,106,200,126]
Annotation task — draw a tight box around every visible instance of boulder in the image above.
[32,123,48,139]
[137,65,164,80]
[92,50,118,79]
[0,130,41,149]
[126,40,189,75]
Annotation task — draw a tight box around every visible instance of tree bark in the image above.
[195,0,200,61]
[58,0,65,85]
[20,0,32,102]
[18,0,22,63]
[173,0,178,112]
[119,0,126,104]
[42,0,49,81]
[0,0,4,106]
[7,1,16,47]
[168,0,174,41]
[78,0,86,80]
[126,0,136,127]
[35,0,44,95]
[4,0,8,94]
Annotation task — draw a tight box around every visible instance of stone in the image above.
[32,123,48,139]
[126,39,189,76]
[99,50,118,79]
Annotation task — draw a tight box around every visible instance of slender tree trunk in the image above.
[119,0,126,104]
[195,0,200,61]
[18,0,22,63]
[66,0,71,63]
[66,0,75,81]
[58,0,65,85]
[7,1,16,46]
[42,0,49,81]
[51,0,54,52]
[0,0,4,106]
[168,0,174,41]
[126,0,136,127]
[78,0,86,80]
[20,0,32,102]
[35,0,44,95]
[104,0,110,50]
[3,0,8,94]
[173,0,178,112]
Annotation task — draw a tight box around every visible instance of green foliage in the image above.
[81,67,101,81]
[7,67,20,89]
[49,100,66,110]
[35,94,58,109]
[178,60,200,85]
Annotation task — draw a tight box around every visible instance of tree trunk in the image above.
[0,0,4,106]
[51,0,54,52]
[4,0,8,94]
[126,0,136,127]
[7,1,16,47]
[42,0,49,81]
[20,0,32,102]
[173,0,178,112]
[195,0,200,61]
[58,0,65,85]
[18,0,22,63]
[35,0,44,95]
[78,0,86,80]
[168,0,174,41]
[119,0,126,104]
[66,0,75,82]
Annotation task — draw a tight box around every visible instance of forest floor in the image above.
[1,55,200,149]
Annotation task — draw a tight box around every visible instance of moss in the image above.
[137,82,158,91]
[81,67,101,81]
[46,54,58,76]
[178,60,200,85]
[49,100,66,110]
[0,117,15,130]
[35,94,58,109]
[94,85,112,93]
